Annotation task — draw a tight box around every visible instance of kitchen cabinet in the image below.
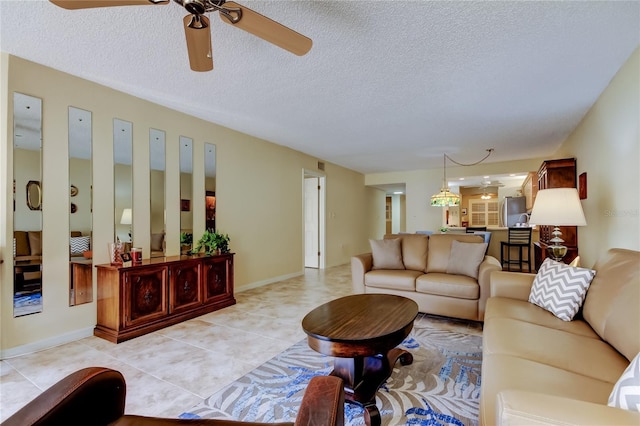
[95,254,235,343]
[521,171,538,211]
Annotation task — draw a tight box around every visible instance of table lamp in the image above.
[120,208,132,241]
[528,188,586,262]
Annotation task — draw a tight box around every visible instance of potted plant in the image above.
[192,230,230,255]
[180,232,192,255]
[439,226,448,233]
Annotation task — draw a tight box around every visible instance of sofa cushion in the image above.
[609,352,640,412]
[484,297,600,339]
[70,236,91,255]
[447,240,487,279]
[483,317,629,383]
[28,231,42,256]
[583,249,640,362]
[14,231,30,257]
[365,270,422,291]
[370,238,404,270]
[416,273,479,299]
[385,234,428,271]
[481,354,619,426]
[151,233,165,251]
[426,234,483,273]
[528,258,596,321]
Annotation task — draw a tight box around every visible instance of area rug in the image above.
[180,319,482,426]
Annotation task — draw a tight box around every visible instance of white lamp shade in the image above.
[120,208,132,225]
[529,188,586,226]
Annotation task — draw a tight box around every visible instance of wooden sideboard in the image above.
[95,253,235,343]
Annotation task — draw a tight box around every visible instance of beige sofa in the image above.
[351,233,502,321]
[481,248,640,425]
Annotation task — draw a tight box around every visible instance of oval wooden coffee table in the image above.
[302,294,419,426]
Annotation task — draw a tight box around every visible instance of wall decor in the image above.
[181,199,191,212]
[70,185,79,197]
[26,180,42,211]
[579,172,587,200]
[70,203,78,214]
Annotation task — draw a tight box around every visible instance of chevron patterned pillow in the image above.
[609,352,640,412]
[528,257,596,321]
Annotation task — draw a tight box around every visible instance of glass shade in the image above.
[430,189,461,207]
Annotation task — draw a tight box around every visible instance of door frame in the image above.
[302,169,326,269]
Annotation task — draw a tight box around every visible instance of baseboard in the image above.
[0,326,94,360]
[237,270,304,293]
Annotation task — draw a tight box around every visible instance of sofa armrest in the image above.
[295,375,344,426]
[477,255,502,321]
[2,367,126,426]
[490,271,536,300]
[496,390,640,425]
[351,253,373,293]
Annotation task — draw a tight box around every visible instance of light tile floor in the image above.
[0,264,483,422]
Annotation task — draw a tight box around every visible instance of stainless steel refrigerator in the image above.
[500,196,527,227]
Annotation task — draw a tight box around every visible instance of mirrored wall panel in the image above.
[69,107,93,306]
[13,93,43,317]
[114,119,133,250]
[180,136,193,251]
[205,143,216,231]
[150,128,166,258]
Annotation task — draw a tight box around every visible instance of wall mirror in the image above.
[180,136,193,252]
[13,92,43,317]
[69,106,93,306]
[114,119,133,250]
[204,143,216,231]
[150,128,166,258]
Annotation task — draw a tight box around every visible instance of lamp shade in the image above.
[430,189,461,207]
[529,188,586,226]
[120,208,132,225]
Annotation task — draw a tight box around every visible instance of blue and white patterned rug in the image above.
[180,319,482,426]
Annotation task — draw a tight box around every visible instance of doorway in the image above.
[303,171,325,269]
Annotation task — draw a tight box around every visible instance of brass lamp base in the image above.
[547,244,568,262]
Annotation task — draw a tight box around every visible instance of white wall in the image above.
[553,47,639,267]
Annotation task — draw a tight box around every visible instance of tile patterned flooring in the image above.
[0,264,483,422]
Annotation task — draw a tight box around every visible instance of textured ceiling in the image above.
[1,0,639,174]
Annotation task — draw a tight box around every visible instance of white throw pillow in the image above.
[370,238,405,270]
[608,352,640,412]
[70,236,91,255]
[528,258,596,321]
[446,240,487,279]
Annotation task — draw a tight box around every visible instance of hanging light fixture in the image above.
[430,154,460,207]
[430,149,494,207]
[481,193,491,200]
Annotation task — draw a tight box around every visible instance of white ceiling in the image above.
[1,1,638,175]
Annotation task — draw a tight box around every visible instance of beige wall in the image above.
[0,55,373,356]
[553,47,639,267]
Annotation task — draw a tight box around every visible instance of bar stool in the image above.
[500,227,532,272]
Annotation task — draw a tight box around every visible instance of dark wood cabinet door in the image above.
[123,266,168,327]
[169,260,202,314]
[202,255,233,304]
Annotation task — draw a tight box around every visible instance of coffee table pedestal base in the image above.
[331,347,413,426]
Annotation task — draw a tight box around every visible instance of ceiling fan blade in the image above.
[183,14,214,72]
[219,1,312,56]
[50,0,168,10]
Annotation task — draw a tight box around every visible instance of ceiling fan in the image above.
[49,0,312,72]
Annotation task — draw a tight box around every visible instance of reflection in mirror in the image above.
[13,93,43,317]
[69,107,93,306]
[205,143,216,232]
[150,129,166,258]
[114,119,133,251]
[180,136,193,252]
[26,180,42,210]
